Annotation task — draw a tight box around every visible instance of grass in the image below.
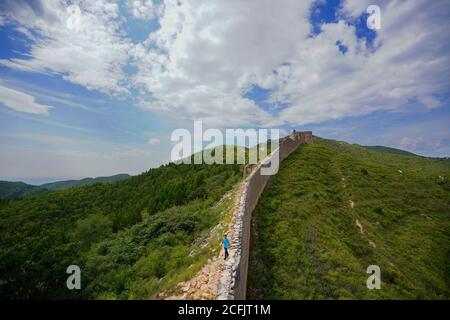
[248,138,450,299]
[84,185,238,299]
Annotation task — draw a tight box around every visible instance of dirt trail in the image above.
[162,182,244,300]
[355,219,364,234]
[344,177,376,250]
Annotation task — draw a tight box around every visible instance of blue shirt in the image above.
[223,238,229,249]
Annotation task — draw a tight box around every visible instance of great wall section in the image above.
[217,130,314,300]
[163,131,314,300]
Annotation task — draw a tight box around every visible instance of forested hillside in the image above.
[0,174,131,200]
[248,139,450,299]
[40,174,131,191]
[0,148,243,299]
[0,181,47,200]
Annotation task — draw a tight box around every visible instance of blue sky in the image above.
[0,0,449,183]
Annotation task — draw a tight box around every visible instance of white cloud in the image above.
[0,0,132,94]
[131,0,315,127]
[127,0,161,20]
[417,95,441,109]
[0,85,52,115]
[338,0,371,18]
[398,136,448,156]
[400,137,437,151]
[0,0,449,129]
[148,137,160,145]
[262,1,450,125]
[132,0,450,128]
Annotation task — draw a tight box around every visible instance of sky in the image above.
[0,0,449,184]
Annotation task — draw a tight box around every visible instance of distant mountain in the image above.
[363,145,418,156]
[365,146,450,161]
[0,181,47,200]
[0,174,131,200]
[40,174,131,191]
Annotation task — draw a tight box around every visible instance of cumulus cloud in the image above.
[1,0,449,128]
[0,85,52,115]
[417,95,441,109]
[127,0,161,20]
[338,0,371,18]
[398,136,449,156]
[400,136,440,151]
[0,0,132,94]
[129,0,450,128]
[131,0,315,127]
[258,1,450,125]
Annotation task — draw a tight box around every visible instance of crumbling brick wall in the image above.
[218,131,313,300]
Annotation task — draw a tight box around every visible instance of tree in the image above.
[72,212,113,249]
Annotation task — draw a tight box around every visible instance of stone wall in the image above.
[217,131,313,300]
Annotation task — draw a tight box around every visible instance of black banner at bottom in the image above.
[1,300,447,319]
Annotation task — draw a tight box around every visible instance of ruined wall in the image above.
[217,132,313,300]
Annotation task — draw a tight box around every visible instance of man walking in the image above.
[223,234,229,260]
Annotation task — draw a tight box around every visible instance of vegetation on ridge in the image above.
[0,174,131,200]
[248,138,450,299]
[0,147,244,299]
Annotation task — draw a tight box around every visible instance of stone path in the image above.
[162,182,244,300]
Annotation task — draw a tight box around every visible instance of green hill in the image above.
[0,148,244,299]
[40,174,131,191]
[0,174,131,200]
[248,138,450,299]
[0,181,47,200]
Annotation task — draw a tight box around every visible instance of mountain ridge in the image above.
[0,173,131,200]
[248,138,450,299]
